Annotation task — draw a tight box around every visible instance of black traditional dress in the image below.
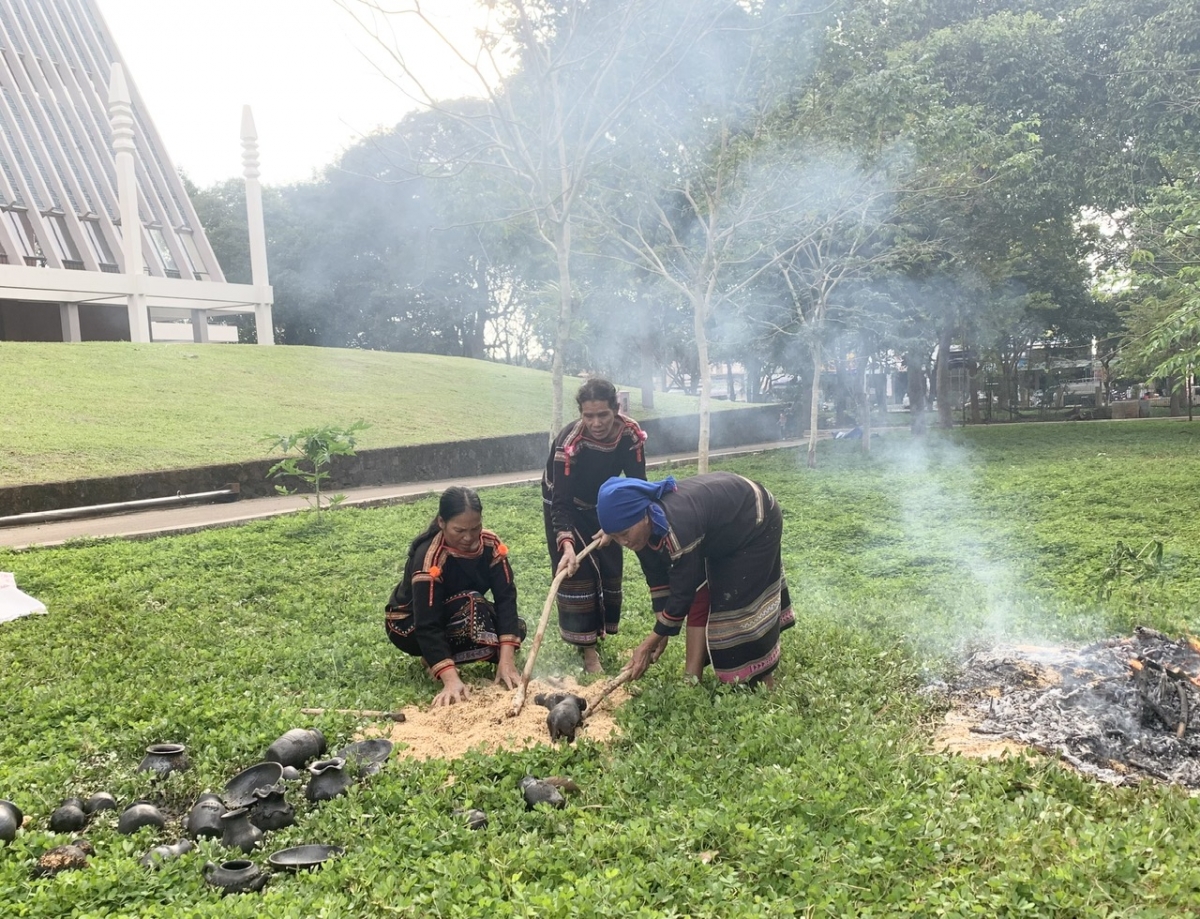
[542,414,657,646]
[637,473,793,683]
[384,528,524,682]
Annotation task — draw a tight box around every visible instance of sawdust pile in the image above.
[364,677,628,761]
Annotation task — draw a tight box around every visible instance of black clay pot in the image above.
[138,743,190,777]
[203,858,268,894]
[0,799,22,842]
[306,757,353,802]
[139,838,195,868]
[265,728,326,769]
[49,799,88,833]
[185,793,225,840]
[83,792,118,815]
[118,801,167,834]
[220,807,264,854]
[336,739,394,777]
[453,807,488,830]
[248,785,294,832]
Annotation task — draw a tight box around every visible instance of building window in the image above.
[2,206,44,265]
[43,212,82,265]
[147,226,178,272]
[81,218,115,268]
[178,229,208,280]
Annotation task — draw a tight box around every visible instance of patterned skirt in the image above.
[702,492,794,684]
[385,591,526,666]
[543,502,625,647]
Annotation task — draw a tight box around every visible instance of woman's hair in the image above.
[406,486,484,566]
[576,377,619,412]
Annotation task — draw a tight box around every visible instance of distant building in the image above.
[0,0,272,343]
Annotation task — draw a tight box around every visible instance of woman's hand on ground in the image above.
[626,633,667,680]
[494,659,521,689]
[556,542,579,577]
[432,671,470,707]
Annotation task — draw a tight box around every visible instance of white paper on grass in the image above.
[0,572,47,623]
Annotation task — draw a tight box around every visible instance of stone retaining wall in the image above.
[0,405,781,515]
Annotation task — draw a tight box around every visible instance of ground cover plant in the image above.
[3,421,1200,916]
[0,342,727,487]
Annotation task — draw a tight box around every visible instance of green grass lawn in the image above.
[0,342,730,487]
[3,422,1200,916]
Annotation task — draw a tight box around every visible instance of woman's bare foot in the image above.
[581,646,604,674]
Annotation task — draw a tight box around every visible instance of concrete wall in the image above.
[0,405,782,516]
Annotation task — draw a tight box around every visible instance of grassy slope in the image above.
[0,342,730,487]
[3,422,1200,915]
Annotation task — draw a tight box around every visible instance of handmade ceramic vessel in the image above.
[185,793,225,840]
[118,802,167,834]
[248,785,294,832]
[268,844,344,872]
[452,807,488,830]
[336,739,394,777]
[83,792,118,815]
[220,807,264,854]
[0,799,21,842]
[139,838,195,868]
[265,728,326,768]
[138,743,190,776]
[223,762,284,809]
[305,757,352,802]
[202,858,268,894]
[49,798,88,833]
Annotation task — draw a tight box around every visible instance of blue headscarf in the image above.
[597,476,677,535]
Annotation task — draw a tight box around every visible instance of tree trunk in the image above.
[906,354,927,436]
[807,342,822,468]
[726,361,736,401]
[694,295,711,473]
[936,327,954,429]
[858,353,872,455]
[639,315,655,410]
[968,360,982,424]
[550,220,573,439]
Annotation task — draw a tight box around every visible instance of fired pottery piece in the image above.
[519,775,566,810]
[305,757,352,802]
[139,838,195,868]
[0,799,22,842]
[267,844,345,872]
[118,802,166,835]
[49,801,88,833]
[138,743,190,777]
[83,792,118,815]
[452,807,488,830]
[219,807,264,854]
[203,858,268,894]
[335,738,394,776]
[546,696,587,744]
[185,793,225,840]
[222,762,284,809]
[248,785,295,832]
[279,766,302,782]
[265,728,326,769]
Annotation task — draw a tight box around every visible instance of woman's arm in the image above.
[412,564,461,703]
[489,543,522,689]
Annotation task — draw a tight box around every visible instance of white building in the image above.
[0,0,271,343]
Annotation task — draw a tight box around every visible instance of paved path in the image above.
[0,439,809,550]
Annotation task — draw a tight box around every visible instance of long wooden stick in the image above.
[300,707,407,722]
[585,669,634,717]
[509,535,603,717]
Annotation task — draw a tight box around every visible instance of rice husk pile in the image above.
[363,676,628,761]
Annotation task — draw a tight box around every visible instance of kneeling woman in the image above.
[384,486,525,707]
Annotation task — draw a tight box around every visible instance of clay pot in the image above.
[139,838,195,868]
[0,799,22,842]
[453,807,488,830]
[265,728,326,769]
[220,807,264,854]
[249,785,295,832]
[118,802,167,834]
[48,797,88,833]
[185,793,225,840]
[138,743,190,777]
[306,757,353,802]
[83,792,118,815]
[202,858,268,894]
[279,766,302,782]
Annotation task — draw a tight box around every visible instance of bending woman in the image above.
[543,378,654,673]
[597,472,794,687]
[385,486,525,706]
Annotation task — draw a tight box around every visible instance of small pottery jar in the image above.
[265,728,326,769]
[118,801,167,835]
[220,807,264,854]
[185,793,225,840]
[49,798,88,833]
[279,765,302,782]
[139,838,195,868]
[83,792,118,815]
[248,785,294,832]
[202,858,268,894]
[452,807,488,830]
[306,757,353,802]
[138,743,190,777]
[0,799,22,842]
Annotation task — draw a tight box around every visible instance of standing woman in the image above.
[384,486,525,707]
[597,472,794,687]
[544,378,652,673]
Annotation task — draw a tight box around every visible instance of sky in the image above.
[94,0,492,188]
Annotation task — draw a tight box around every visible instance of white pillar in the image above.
[107,64,150,343]
[241,106,274,346]
[191,309,210,343]
[59,302,81,342]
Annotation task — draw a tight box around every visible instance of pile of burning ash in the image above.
[935,627,1200,787]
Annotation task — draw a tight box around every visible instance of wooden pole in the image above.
[300,708,406,722]
[509,536,603,717]
[585,669,634,717]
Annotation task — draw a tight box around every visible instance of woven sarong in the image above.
[385,591,526,665]
[544,502,625,647]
